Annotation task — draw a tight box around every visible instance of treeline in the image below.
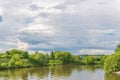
[0,49,107,69]
[104,44,120,73]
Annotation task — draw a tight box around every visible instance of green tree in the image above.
[8,58,16,68]
[30,52,49,66]
[63,52,72,63]
[55,51,72,63]
[8,49,23,55]
[115,44,120,52]
[82,56,95,65]
[22,51,29,59]
[50,51,54,60]
[71,55,80,63]
[104,54,120,73]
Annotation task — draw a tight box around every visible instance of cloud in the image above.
[78,49,113,55]
[0,0,120,54]
[0,7,3,15]
[17,40,29,50]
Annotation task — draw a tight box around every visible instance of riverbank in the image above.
[0,49,106,70]
[113,71,120,76]
[0,63,104,71]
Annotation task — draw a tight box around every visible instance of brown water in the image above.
[0,65,120,80]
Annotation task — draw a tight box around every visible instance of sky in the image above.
[0,0,120,55]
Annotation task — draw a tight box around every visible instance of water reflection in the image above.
[0,65,120,80]
[105,73,120,80]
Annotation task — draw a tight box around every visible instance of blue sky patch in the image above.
[0,16,3,22]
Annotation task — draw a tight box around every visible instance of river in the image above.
[0,65,120,80]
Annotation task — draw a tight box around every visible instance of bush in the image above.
[1,63,8,68]
[82,56,95,65]
[104,54,120,73]
[49,60,62,65]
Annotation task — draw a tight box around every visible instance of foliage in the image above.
[22,51,29,59]
[71,55,80,64]
[54,51,72,63]
[104,54,120,73]
[104,44,120,73]
[49,60,62,65]
[50,51,54,60]
[82,56,95,65]
[0,49,107,70]
[29,51,49,66]
[8,58,15,68]
[115,44,120,52]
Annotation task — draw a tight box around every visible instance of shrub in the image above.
[49,60,62,65]
[104,54,120,73]
[82,56,95,65]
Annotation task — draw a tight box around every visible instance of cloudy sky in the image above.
[0,0,120,55]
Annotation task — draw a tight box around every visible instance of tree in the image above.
[104,54,120,73]
[22,51,29,59]
[31,52,49,66]
[55,51,72,63]
[8,49,23,55]
[8,58,15,68]
[55,52,64,62]
[63,52,72,63]
[71,55,80,63]
[115,44,120,52]
[13,54,20,61]
[50,51,54,60]
[82,56,95,65]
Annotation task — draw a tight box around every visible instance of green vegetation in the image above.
[0,49,106,69]
[82,56,95,65]
[104,44,120,73]
[0,49,49,69]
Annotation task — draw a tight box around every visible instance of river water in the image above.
[0,65,120,80]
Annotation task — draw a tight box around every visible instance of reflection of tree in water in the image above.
[0,67,49,80]
[0,65,73,79]
[105,73,120,80]
[49,65,72,77]
[28,67,49,79]
[73,65,103,73]
[0,65,104,80]
[49,65,103,77]
[0,68,28,80]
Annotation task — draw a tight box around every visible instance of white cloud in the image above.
[78,49,113,55]
[19,24,56,35]
[18,40,28,50]
[0,48,3,52]
[0,0,120,54]
[90,29,115,34]
[0,8,3,15]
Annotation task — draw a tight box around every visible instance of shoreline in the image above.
[113,71,120,76]
[0,64,103,70]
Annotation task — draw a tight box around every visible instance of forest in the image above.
[0,49,106,69]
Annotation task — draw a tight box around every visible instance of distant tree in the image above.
[50,51,54,60]
[63,52,72,63]
[55,51,72,63]
[31,51,49,66]
[7,49,24,55]
[13,54,20,61]
[55,52,64,62]
[115,44,120,52]
[8,58,15,68]
[71,55,80,63]
[22,51,29,59]
[82,56,95,65]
